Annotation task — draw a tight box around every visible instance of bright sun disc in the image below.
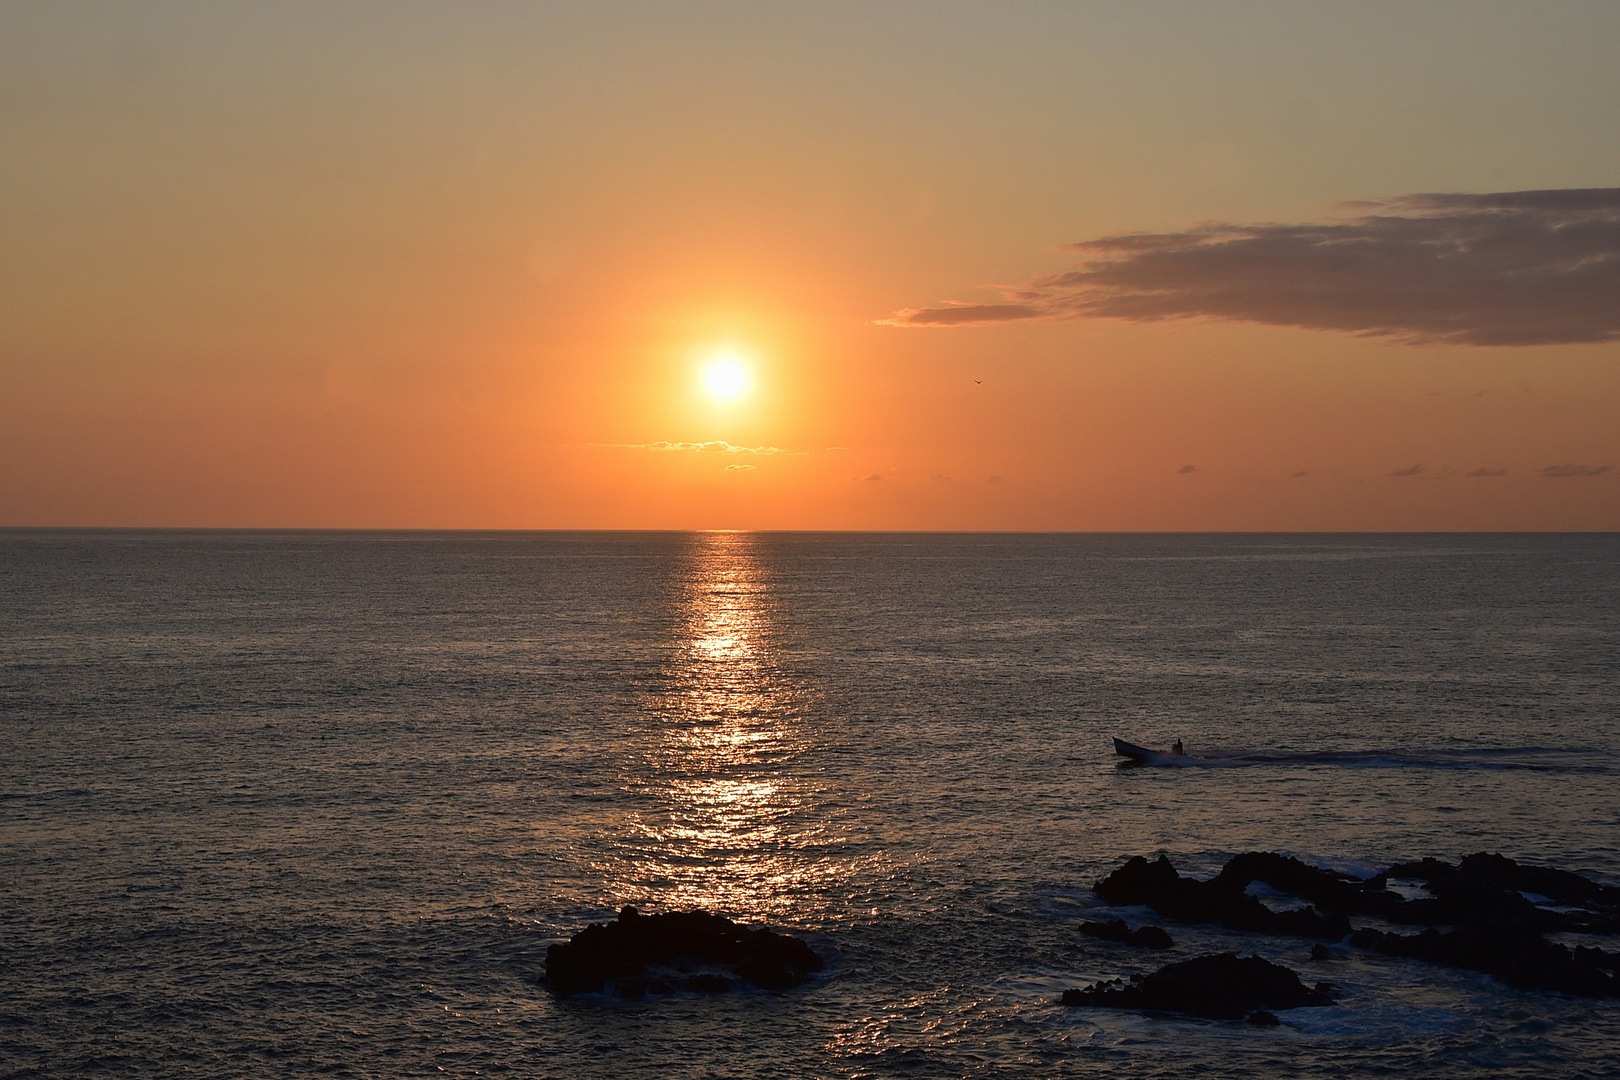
[702,358,750,402]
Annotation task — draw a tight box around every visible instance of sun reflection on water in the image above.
[611,531,849,923]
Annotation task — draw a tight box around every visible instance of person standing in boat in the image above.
[1171,738,1185,756]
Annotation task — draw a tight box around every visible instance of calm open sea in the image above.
[3,531,1618,1078]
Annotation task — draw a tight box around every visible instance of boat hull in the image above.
[1113,737,1170,765]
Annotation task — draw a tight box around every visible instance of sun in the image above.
[701,355,751,403]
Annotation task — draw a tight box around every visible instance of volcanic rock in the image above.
[1574,946,1620,975]
[1349,924,1620,998]
[1215,852,1400,918]
[545,906,823,998]
[1381,853,1620,934]
[1095,855,1350,940]
[1059,953,1334,1021]
[1091,850,1620,999]
[1080,918,1174,949]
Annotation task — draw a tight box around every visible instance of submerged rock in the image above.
[545,906,823,998]
[1080,918,1174,949]
[1060,953,1334,1021]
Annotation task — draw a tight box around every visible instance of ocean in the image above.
[2,530,1618,1077]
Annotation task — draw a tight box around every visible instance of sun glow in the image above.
[701,355,751,403]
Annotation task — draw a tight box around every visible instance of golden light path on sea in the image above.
[611,531,859,924]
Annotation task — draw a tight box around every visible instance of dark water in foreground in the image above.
[3,531,1619,1078]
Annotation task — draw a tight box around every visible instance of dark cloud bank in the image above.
[889,189,1620,345]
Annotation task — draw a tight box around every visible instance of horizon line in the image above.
[2,526,1617,537]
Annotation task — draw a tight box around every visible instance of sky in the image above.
[3,1,1618,530]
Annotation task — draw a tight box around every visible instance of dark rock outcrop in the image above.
[1093,850,1620,999]
[1575,946,1620,975]
[1451,852,1618,909]
[1381,853,1620,934]
[1214,852,1400,918]
[1080,918,1174,949]
[545,906,823,998]
[1095,855,1350,940]
[1349,925,1620,998]
[1060,953,1334,1021]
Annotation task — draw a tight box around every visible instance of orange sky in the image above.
[3,3,1618,529]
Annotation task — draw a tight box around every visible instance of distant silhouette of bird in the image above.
[974,380,981,384]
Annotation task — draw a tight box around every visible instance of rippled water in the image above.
[3,531,1618,1077]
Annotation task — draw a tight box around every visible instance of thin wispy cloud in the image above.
[1466,468,1507,477]
[1389,464,1424,477]
[884,303,1041,326]
[590,440,787,455]
[885,189,1620,345]
[1540,464,1611,478]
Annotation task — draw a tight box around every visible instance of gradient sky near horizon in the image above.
[4,2,1618,530]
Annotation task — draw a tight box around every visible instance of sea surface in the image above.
[3,531,1619,1078]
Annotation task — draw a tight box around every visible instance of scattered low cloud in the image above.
[885,188,1620,345]
[864,473,883,482]
[1177,464,1197,474]
[591,440,787,455]
[1467,468,1507,477]
[879,303,1040,326]
[725,463,754,471]
[1290,470,1308,478]
[1389,464,1424,477]
[1540,464,1611,478]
